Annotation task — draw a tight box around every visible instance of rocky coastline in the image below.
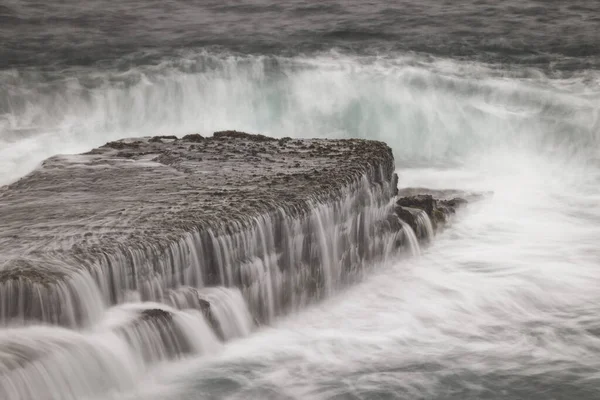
[0,131,470,330]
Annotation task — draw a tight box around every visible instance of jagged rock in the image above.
[396,194,435,217]
[394,205,418,234]
[395,191,472,232]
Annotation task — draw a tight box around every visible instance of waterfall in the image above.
[398,220,421,257]
[0,165,430,400]
[167,286,253,340]
[0,168,402,328]
[0,326,138,400]
[0,299,228,400]
[415,210,435,241]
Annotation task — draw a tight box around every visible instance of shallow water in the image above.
[2,0,600,398]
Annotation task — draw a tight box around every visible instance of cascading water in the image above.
[0,298,228,399]
[2,0,600,397]
[414,210,435,242]
[67,54,598,399]
[0,167,401,325]
[168,287,253,341]
[0,157,416,399]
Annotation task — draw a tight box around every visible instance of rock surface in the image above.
[0,131,396,326]
[394,188,489,234]
[395,194,461,233]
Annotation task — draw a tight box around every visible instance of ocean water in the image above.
[1,0,600,399]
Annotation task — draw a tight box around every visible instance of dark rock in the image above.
[396,195,435,217]
[0,130,397,327]
[394,191,473,234]
[140,308,173,321]
[397,187,492,203]
[181,133,205,142]
[394,205,418,234]
[439,197,469,210]
[214,130,277,142]
[196,296,225,341]
[432,208,447,227]
[166,287,226,341]
[278,137,292,146]
[102,141,141,150]
[392,173,399,196]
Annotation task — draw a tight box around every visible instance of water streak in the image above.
[415,210,435,241]
[0,165,423,400]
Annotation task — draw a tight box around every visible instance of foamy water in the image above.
[99,146,600,399]
[3,53,599,185]
[2,49,600,398]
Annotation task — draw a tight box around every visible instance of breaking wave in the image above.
[2,51,599,185]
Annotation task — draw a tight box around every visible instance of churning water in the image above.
[2,0,600,398]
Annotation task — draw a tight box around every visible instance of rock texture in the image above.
[0,131,397,326]
[394,188,489,235]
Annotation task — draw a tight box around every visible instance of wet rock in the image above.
[181,133,205,142]
[0,262,66,285]
[0,130,397,326]
[439,197,469,210]
[195,296,224,340]
[102,140,141,150]
[140,308,173,321]
[166,286,249,341]
[396,194,436,217]
[392,173,399,196]
[121,307,196,362]
[394,191,472,232]
[397,187,492,202]
[172,288,222,338]
[213,130,276,142]
[278,137,292,146]
[394,205,418,234]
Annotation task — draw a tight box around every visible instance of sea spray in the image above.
[2,53,599,185]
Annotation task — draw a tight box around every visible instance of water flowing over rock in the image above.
[394,188,482,233]
[0,304,220,400]
[0,131,444,399]
[167,286,253,341]
[0,130,400,327]
[0,131,481,400]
